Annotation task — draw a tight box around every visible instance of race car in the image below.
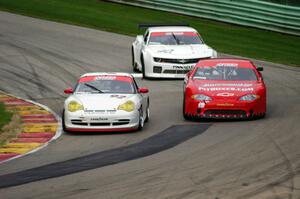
[132,25,217,78]
[183,58,266,119]
[63,72,150,132]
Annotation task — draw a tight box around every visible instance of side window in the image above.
[144,31,149,44]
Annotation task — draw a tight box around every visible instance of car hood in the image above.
[69,93,136,110]
[147,44,214,58]
[192,81,262,99]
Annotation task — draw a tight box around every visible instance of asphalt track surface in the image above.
[0,11,300,199]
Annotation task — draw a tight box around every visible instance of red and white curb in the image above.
[0,91,62,163]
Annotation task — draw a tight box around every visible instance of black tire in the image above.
[132,47,139,72]
[254,112,266,120]
[138,108,144,130]
[141,55,147,78]
[62,110,68,132]
[145,99,150,123]
[183,95,190,120]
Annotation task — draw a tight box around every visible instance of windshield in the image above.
[148,32,203,45]
[193,64,258,81]
[75,76,135,94]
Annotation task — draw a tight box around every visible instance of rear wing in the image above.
[138,23,189,29]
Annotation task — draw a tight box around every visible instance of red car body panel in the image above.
[183,59,266,119]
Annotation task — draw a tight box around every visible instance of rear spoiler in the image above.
[138,23,189,29]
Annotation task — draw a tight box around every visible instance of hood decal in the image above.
[149,45,211,58]
[202,83,253,87]
[199,87,254,92]
[157,49,174,54]
[199,83,254,92]
[110,95,127,99]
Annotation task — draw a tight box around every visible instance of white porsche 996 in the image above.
[63,73,150,132]
[132,25,217,78]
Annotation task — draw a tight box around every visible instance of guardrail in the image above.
[106,0,300,36]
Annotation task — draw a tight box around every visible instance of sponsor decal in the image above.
[151,32,198,37]
[216,103,234,107]
[216,93,235,97]
[95,76,116,81]
[216,63,238,67]
[202,83,253,87]
[79,76,132,83]
[157,49,174,54]
[199,87,254,92]
[110,95,126,99]
[173,65,194,70]
[90,117,108,121]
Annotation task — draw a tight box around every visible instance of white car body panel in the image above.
[132,26,217,78]
[63,73,149,132]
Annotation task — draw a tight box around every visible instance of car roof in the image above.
[148,26,198,33]
[79,72,133,79]
[196,58,255,68]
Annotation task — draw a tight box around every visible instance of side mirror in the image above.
[64,88,73,94]
[138,87,149,93]
[256,66,264,71]
[131,73,143,79]
[186,70,192,77]
[136,35,144,44]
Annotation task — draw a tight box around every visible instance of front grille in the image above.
[153,66,162,73]
[163,69,190,74]
[90,123,111,126]
[84,110,116,114]
[71,120,88,126]
[204,110,246,115]
[113,122,130,126]
[113,119,130,126]
[71,119,130,126]
[154,57,209,64]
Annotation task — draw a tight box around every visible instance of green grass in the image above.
[0,102,19,147]
[0,0,299,66]
[0,102,12,131]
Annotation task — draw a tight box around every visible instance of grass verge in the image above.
[0,103,12,130]
[0,102,17,147]
[0,0,299,66]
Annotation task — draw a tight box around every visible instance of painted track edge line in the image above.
[0,90,62,164]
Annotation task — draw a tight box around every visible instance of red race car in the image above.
[183,58,266,120]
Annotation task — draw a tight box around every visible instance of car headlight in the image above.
[68,101,84,112]
[239,94,260,101]
[154,57,163,62]
[191,94,212,101]
[118,100,135,112]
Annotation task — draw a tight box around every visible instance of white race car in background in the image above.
[63,72,149,132]
[132,25,217,78]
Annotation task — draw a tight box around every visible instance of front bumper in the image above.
[145,60,197,78]
[64,110,139,132]
[184,99,266,119]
